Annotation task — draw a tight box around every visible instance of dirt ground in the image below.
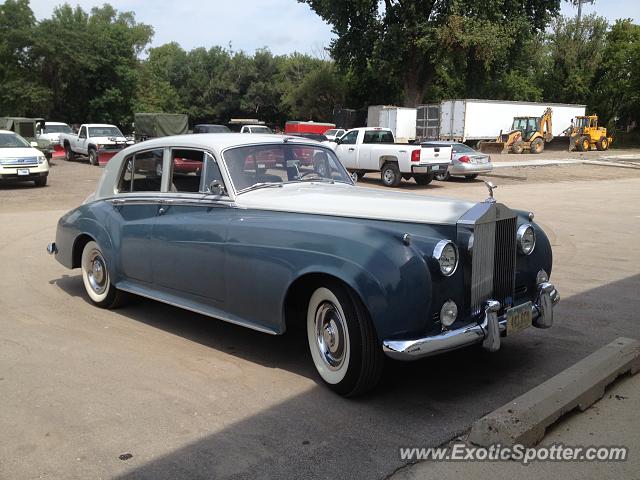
[1,155,639,479]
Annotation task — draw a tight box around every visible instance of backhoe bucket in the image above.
[479,142,505,154]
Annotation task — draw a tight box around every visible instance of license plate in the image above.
[506,302,532,335]
[17,169,30,176]
[475,158,487,164]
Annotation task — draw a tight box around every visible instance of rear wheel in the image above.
[88,148,98,166]
[81,241,126,308]
[414,173,434,185]
[381,162,402,187]
[579,136,591,152]
[306,281,384,396]
[596,137,609,151]
[530,137,544,154]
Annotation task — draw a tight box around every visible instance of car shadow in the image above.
[358,176,447,190]
[60,272,636,480]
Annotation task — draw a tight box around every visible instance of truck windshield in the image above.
[575,118,589,128]
[363,130,394,144]
[88,126,123,137]
[45,124,72,134]
[223,144,352,193]
[0,133,31,148]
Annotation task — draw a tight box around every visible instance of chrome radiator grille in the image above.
[467,209,517,316]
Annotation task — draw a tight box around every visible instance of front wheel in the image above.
[596,137,609,151]
[34,176,47,187]
[530,138,544,154]
[434,171,450,181]
[65,144,75,161]
[88,149,98,166]
[81,241,126,308]
[307,282,383,397]
[578,136,591,152]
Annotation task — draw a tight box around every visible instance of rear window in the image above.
[363,130,394,144]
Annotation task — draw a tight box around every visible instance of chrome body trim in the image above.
[46,242,57,255]
[382,282,559,360]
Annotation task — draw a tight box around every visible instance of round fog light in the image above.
[440,300,458,328]
[536,269,549,284]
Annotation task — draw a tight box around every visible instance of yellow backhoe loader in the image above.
[569,115,612,151]
[479,107,553,154]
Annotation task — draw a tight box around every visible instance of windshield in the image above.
[512,118,537,131]
[575,117,589,128]
[88,126,124,137]
[223,144,352,193]
[325,129,338,136]
[45,124,72,134]
[0,133,31,148]
[249,126,272,134]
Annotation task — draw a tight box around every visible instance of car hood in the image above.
[0,147,43,158]
[234,183,477,225]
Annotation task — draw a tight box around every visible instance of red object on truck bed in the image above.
[284,121,335,135]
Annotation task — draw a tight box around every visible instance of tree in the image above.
[300,0,561,106]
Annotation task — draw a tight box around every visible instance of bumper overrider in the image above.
[382,282,560,360]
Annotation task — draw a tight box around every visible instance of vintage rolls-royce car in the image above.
[47,134,559,396]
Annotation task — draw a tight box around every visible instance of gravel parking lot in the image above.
[1,154,639,479]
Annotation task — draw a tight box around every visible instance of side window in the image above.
[340,131,358,145]
[203,153,227,194]
[117,149,164,192]
[79,127,87,139]
[170,148,205,193]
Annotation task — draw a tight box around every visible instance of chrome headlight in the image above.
[536,269,549,284]
[433,240,458,276]
[517,224,536,255]
[37,155,46,164]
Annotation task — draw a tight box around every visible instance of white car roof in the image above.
[45,122,69,126]
[0,129,16,134]
[84,124,120,128]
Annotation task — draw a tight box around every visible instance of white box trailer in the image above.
[367,105,417,143]
[438,99,586,143]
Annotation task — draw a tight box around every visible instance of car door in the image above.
[77,126,88,154]
[335,130,359,169]
[150,148,230,306]
[111,148,165,284]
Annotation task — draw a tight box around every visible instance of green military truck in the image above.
[0,117,54,159]
[134,113,189,142]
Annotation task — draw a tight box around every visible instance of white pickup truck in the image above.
[329,127,452,187]
[59,123,133,166]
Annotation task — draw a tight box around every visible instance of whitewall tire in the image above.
[81,241,125,308]
[306,281,384,396]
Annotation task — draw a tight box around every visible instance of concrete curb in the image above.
[468,337,640,447]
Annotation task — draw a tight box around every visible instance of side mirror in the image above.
[207,180,226,196]
[334,138,341,145]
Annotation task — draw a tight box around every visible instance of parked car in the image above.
[0,130,49,186]
[193,124,231,134]
[421,141,493,181]
[38,121,72,145]
[48,134,559,396]
[323,128,346,141]
[1,117,54,159]
[60,124,133,166]
[329,127,452,187]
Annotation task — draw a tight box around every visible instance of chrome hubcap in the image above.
[383,169,393,183]
[315,301,347,370]
[86,251,107,294]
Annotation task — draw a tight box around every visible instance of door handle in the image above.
[158,207,166,215]
[348,148,355,152]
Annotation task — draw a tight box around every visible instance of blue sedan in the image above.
[48,134,559,396]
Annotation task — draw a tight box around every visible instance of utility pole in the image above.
[571,0,595,26]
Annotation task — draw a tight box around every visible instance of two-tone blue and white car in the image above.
[48,134,559,396]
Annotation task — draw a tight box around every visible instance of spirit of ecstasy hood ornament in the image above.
[484,181,497,203]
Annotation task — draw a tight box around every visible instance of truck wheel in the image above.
[88,148,98,166]
[578,136,591,152]
[381,162,402,187]
[434,171,450,181]
[65,144,75,161]
[510,141,524,154]
[596,137,609,151]
[306,281,384,397]
[414,174,434,185]
[530,138,544,154]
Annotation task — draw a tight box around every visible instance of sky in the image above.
[26,0,640,57]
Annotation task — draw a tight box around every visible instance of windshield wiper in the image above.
[238,182,283,194]
[293,175,335,183]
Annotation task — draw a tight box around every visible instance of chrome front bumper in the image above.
[382,282,560,361]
